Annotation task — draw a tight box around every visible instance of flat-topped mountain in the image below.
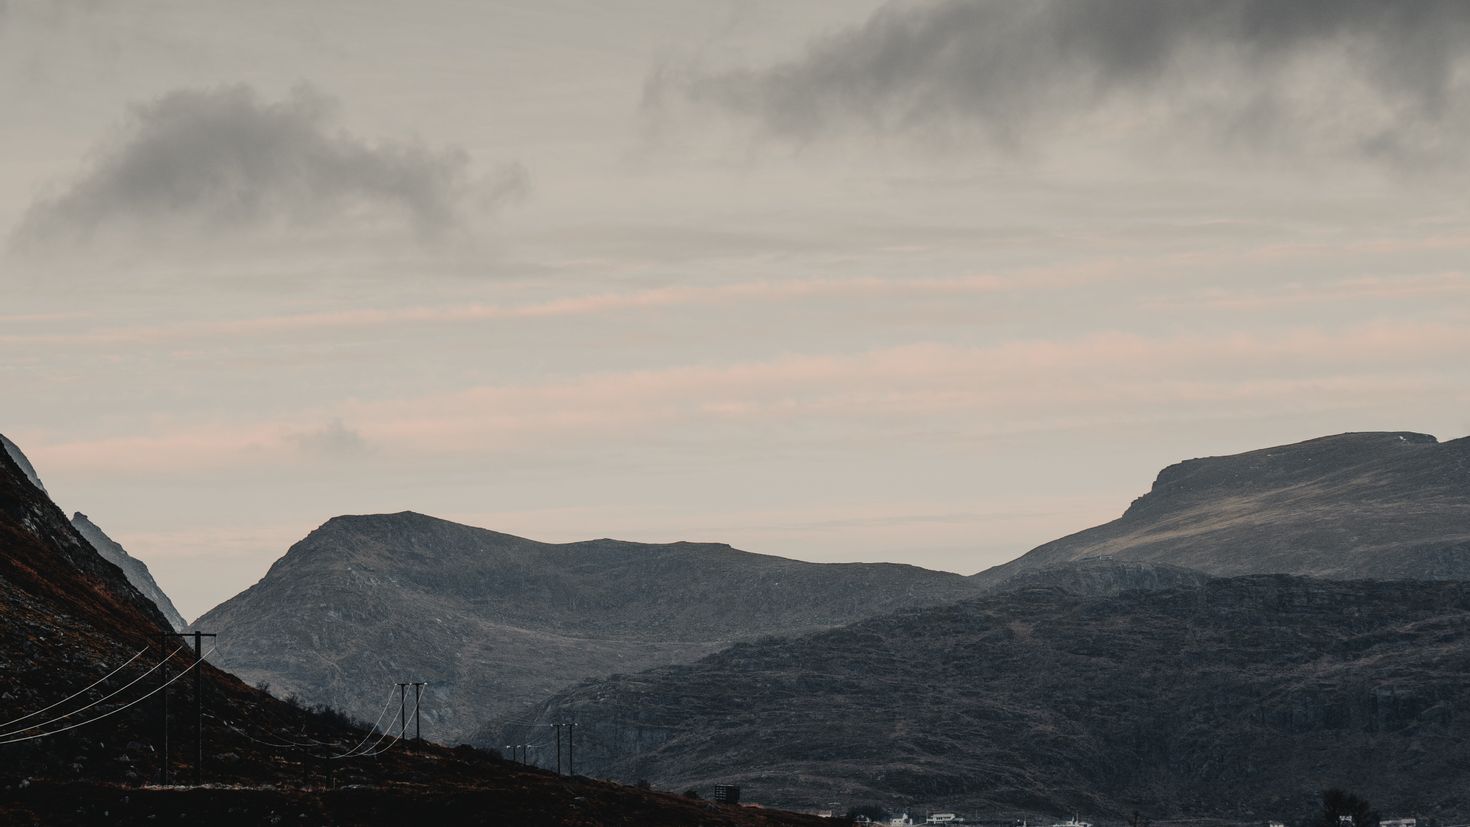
[977,431,1470,586]
[490,575,1470,819]
[194,511,989,742]
[71,511,187,631]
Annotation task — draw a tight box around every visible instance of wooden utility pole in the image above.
[159,631,216,786]
[157,637,168,785]
[396,683,408,742]
[411,682,426,741]
[567,720,578,776]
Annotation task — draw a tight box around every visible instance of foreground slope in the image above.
[497,576,1470,819]
[0,434,826,826]
[195,511,987,741]
[978,431,1470,585]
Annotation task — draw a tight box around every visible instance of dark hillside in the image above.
[494,575,1470,820]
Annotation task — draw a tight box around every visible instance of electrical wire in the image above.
[0,646,216,745]
[345,705,403,758]
[327,685,400,759]
[358,691,420,758]
[0,645,185,738]
[213,717,345,752]
[0,644,150,730]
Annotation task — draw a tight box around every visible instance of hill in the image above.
[193,512,988,742]
[486,575,1470,820]
[0,433,828,826]
[977,431,1470,586]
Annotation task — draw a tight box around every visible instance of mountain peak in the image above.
[0,433,48,494]
[992,430,1470,582]
[69,511,188,631]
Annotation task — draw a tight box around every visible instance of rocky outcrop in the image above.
[71,512,187,631]
[975,432,1470,586]
[492,576,1470,820]
[193,512,990,742]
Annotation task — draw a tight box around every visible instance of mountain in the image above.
[1,433,48,494]
[976,431,1470,586]
[194,511,990,743]
[71,511,188,632]
[488,575,1470,820]
[0,434,827,826]
[0,434,188,630]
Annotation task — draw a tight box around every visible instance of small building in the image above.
[711,785,741,804]
[927,815,964,825]
[1382,818,1417,827]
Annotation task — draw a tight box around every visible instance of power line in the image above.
[0,644,150,731]
[335,703,402,760]
[360,689,419,758]
[328,685,400,759]
[0,645,216,745]
[0,645,183,739]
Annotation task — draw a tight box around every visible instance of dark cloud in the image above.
[13,84,526,249]
[653,0,1470,164]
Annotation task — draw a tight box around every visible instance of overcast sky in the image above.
[3,1,1469,621]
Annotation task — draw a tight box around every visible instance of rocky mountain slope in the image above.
[1,433,49,493]
[193,511,991,742]
[0,433,828,826]
[977,431,1470,586]
[0,434,188,631]
[490,575,1470,820]
[71,512,187,632]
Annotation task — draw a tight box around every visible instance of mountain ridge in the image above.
[975,430,1470,586]
[195,511,990,741]
[70,511,188,632]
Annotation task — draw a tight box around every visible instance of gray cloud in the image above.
[288,419,370,460]
[13,84,526,248]
[654,1,1470,164]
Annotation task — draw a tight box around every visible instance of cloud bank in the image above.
[14,84,526,248]
[655,0,1470,165]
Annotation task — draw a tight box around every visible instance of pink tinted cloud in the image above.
[29,317,1466,477]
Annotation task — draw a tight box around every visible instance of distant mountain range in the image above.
[489,575,1470,819]
[197,430,1470,753]
[0,432,828,826]
[976,431,1470,585]
[194,512,989,742]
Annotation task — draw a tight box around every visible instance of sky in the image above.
[3,0,1469,622]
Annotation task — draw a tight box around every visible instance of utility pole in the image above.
[160,631,216,786]
[396,683,407,741]
[157,636,169,785]
[552,722,563,775]
[411,682,426,742]
[567,720,578,776]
